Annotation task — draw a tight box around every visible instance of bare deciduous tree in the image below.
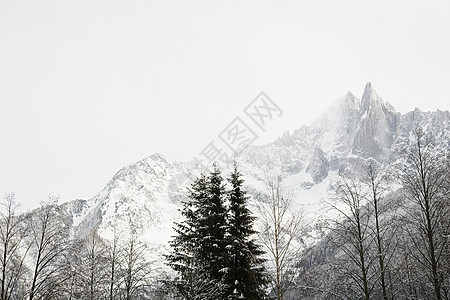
[121,231,153,300]
[258,176,303,300]
[108,227,122,300]
[364,160,399,300]
[26,196,70,300]
[328,176,375,300]
[65,230,110,300]
[0,193,28,300]
[401,128,450,300]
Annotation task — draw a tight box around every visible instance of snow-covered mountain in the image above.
[61,82,450,272]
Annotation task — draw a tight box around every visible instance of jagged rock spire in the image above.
[360,82,382,113]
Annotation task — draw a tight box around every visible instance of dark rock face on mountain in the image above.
[306,148,329,184]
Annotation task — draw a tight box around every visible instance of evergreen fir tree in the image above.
[168,169,228,300]
[225,163,268,300]
[167,173,217,299]
[197,165,229,290]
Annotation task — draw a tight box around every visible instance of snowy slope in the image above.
[63,82,450,273]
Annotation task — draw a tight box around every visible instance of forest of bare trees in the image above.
[296,129,450,300]
[0,195,157,300]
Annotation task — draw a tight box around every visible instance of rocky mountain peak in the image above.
[145,152,168,163]
[352,83,400,160]
[360,82,381,113]
[344,90,359,106]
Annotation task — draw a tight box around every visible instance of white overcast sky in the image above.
[1,0,449,209]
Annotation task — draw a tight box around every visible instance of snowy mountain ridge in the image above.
[60,83,450,273]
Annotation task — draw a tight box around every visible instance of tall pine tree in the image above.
[224,163,268,300]
[168,173,219,300]
[197,165,229,287]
